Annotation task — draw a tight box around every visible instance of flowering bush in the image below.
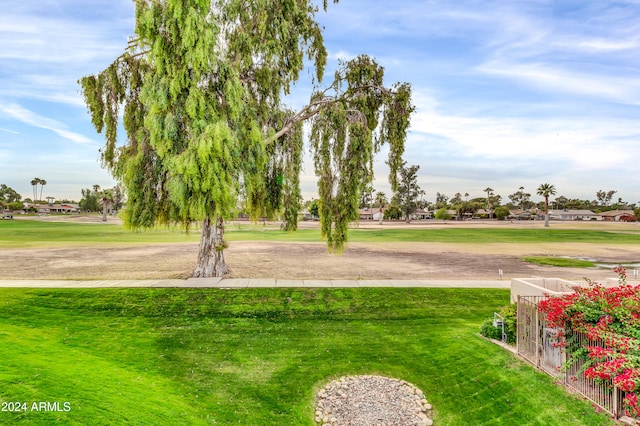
[538,267,640,417]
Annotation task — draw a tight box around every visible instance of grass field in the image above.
[0,219,198,247]
[0,288,615,425]
[522,256,597,268]
[2,219,640,248]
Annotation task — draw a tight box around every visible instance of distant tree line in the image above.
[2,178,639,224]
[0,184,23,211]
[0,182,124,222]
[354,179,640,223]
[79,185,124,221]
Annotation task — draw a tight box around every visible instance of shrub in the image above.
[480,304,516,344]
[434,207,451,220]
[7,201,23,211]
[494,206,510,221]
[383,204,402,220]
[480,319,503,340]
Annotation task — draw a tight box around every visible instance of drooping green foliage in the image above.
[246,109,303,229]
[310,56,414,250]
[79,0,413,268]
[80,0,329,231]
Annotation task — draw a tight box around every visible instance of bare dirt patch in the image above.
[1,239,638,281]
[3,217,639,280]
[0,244,197,280]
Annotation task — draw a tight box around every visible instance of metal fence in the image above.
[516,295,626,418]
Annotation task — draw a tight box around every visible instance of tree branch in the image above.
[268,97,339,142]
[268,82,399,144]
[117,50,149,61]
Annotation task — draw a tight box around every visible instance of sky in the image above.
[1,0,639,206]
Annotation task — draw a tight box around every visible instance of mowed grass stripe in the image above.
[0,288,616,425]
[0,220,198,247]
[2,219,640,248]
[522,256,597,268]
[0,324,202,425]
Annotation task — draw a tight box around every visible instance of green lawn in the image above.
[0,219,198,247]
[522,256,597,268]
[2,219,640,248]
[0,288,615,425]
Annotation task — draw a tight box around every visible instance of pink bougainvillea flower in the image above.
[537,268,640,416]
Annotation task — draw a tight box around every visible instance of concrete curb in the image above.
[0,279,510,289]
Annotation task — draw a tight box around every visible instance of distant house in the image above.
[25,203,80,214]
[358,207,384,220]
[411,208,433,220]
[509,209,535,220]
[357,207,432,221]
[56,203,81,213]
[300,210,318,221]
[474,209,491,219]
[620,214,638,222]
[547,209,600,221]
[599,210,636,222]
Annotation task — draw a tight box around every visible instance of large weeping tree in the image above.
[80,0,413,277]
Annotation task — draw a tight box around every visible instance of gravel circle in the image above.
[315,375,433,426]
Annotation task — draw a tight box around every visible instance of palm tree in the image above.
[99,189,114,222]
[418,189,426,209]
[375,191,387,225]
[483,187,494,219]
[39,179,46,202]
[537,183,557,227]
[31,178,40,202]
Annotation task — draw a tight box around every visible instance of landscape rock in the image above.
[314,375,434,425]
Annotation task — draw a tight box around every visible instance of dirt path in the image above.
[1,239,638,281]
[3,217,639,281]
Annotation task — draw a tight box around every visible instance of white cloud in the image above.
[0,2,134,107]
[476,61,640,105]
[409,91,639,172]
[327,50,354,61]
[0,86,86,107]
[1,0,639,204]
[320,1,494,41]
[0,103,93,144]
[459,2,640,105]
[577,39,640,51]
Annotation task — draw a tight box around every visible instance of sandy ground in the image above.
[2,217,640,281]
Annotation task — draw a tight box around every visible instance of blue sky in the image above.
[1,1,639,205]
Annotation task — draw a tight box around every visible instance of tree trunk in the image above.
[102,201,108,222]
[544,197,550,227]
[193,216,231,277]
